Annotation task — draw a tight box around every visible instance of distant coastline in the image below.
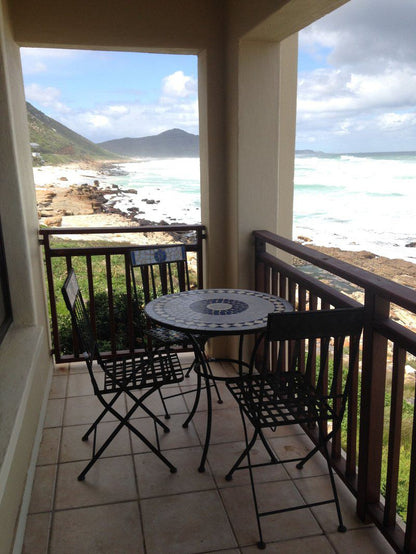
[296,149,416,158]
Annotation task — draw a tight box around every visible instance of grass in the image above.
[48,237,197,354]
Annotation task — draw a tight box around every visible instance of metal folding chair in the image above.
[62,268,184,481]
[130,245,222,419]
[225,307,364,548]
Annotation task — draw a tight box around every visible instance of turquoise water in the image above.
[108,152,416,262]
[293,151,416,261]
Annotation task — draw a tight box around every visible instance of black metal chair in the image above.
[225,307,364,549]
[62,268,184,481]
[130,245,222,420]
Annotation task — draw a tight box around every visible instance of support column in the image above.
[231,34,298,290]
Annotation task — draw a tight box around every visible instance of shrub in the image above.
[59,291,145,355]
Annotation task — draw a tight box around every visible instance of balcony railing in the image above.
[39,225,206,363]
[254,230,416,553]
[39,224,416,552]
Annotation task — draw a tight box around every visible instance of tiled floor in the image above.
[23,353,395,553]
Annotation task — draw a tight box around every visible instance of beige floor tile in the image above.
[241,535,336,553]
[49,375,68,399]
[21,358,398,554]
[22,512,51,554]
[134,446,215,498]
[49,502,143,554]
[37,427,61,466]
[66,372,94,397]
[68,360,89,374]
[29,465,57,514]
[191,407,246,447]
[63,394,125,426]
[54,455,137,509]
[130,413,201,454]
[60,421,132,462]
[207,440,289,488]
[182,379,238,413]
[294,474,371,533]
[54,363,70,375]
[220,480,321,546]
[269,433,328,478]
[44,398,65,428]
[328,527,396,553]
[141,490,237,554]
[134,385,189,417]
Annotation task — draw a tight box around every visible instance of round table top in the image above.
[144,288,293,335]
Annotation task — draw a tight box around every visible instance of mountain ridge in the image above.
[98,128,199,158]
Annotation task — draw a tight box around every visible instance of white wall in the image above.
[0,2,53,551]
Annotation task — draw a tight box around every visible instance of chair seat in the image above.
[146,326,205,349]
[227,372,338,429]
[101,351,184,393]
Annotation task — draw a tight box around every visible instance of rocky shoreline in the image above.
[34,162,416,323]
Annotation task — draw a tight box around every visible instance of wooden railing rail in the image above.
[254,230,416,553]
[39,225,206,363]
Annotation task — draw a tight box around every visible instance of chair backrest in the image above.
[130,245,191,304]
[266,307,364,406]
[62,269,100,368]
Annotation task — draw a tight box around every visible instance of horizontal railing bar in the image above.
[39,224,205,236]
[374,318,416,357]
[258,251,362,308]
[255,230,416,313]
[46,244,200,257]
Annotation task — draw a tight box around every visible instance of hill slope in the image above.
[27,102,116,165]
[99,128,199,158]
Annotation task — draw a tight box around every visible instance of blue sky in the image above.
[21,0,416,153]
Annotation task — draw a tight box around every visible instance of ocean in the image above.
[106,152,416,262]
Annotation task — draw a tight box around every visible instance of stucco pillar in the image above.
[230,34,298,290]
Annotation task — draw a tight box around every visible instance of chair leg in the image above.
[81,389,124,441]
[78,388,176,481]
[240,411,266,549]
[158,388,171,419]
[318,424,346,532]
[225,429,259,480]
[125,387,170,433]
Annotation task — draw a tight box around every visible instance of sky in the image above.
[20,0,416,153]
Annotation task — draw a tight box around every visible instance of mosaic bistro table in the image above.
[144,288,292,336]
[145,288,293,470]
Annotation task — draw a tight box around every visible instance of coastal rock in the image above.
[406,242,416,248]
[306,244,416,289]
[44,216,62,227]
[142,198,160,205]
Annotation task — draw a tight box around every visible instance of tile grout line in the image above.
[46,365,70,554]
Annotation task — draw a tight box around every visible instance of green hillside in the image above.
[27,102,117,165]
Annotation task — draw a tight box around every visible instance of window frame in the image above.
[0,217,12,343]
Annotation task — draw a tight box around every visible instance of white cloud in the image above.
[378,112,416,131]
[297,0,416,151]
[59,97,199,143]
[162,71,197,100]
[24,83,70,114]
[22,53,199,143]
[84,114,111,129]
